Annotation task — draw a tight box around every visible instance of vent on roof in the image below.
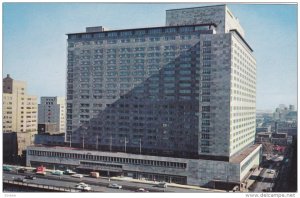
[86,26,105,33]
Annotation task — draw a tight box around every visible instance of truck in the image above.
[36,165,46,175]
[90,171,100,178]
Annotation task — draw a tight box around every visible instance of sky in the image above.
[2,2,298,111]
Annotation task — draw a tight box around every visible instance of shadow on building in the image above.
[68,41,206,159]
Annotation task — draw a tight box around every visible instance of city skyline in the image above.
[3,3,297,111]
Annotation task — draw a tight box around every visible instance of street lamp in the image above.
[81,126,88,150]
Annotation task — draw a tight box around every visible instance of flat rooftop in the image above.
[166,4,225,11]
[66,23,217,36]
[230,144,261,164]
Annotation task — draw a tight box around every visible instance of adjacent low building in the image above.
[26,144,261,187]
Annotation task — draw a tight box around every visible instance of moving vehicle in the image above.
[90,171,100,178]
[3,166,13,172]
[25,175,36,180]
[36,166,46,175]
[267,169,275,174]
[63,169,76,175]
[135,188,149,192]
[14,177,27,182]
[71,174,84,178]
[108,183,122,189]
[154,182,168,188]
[75,182,92,191]
[52,170,64,175]
[17,168,26,173]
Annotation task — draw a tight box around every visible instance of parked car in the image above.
[135,188,149,192]
[71,174,84,178]
[14,177,26,182]
[108,183,122,189]
[25,175,36,180]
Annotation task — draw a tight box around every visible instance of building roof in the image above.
[66,23,217,35]
[230,144,261,164]
[230,29,253,52]
[166,4,225,11]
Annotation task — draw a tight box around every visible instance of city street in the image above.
[250,155,284,192]
[3,169,211,193]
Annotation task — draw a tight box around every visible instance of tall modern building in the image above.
[3,74,37,157]
[38,96,66,134]
[27,5,261,187]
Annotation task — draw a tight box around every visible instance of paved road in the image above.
[3,170,210,193]
[251,155,284,192]
[3,172,125,192]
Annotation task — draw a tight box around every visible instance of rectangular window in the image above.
[179,89,191,94]
[107,32,118,37]
[179,70,191,75]
[195,26,210,31]
[135,30,146,35]
[165,27,176,33]
[202,134,210,139]
[179,26,193,32]
[203,41,211,47]
[94,33,105,38]
[120,31,132,36]
[148,28,162,34]
[202,106,210,112]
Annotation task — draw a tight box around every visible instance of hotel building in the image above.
[27,5,261,188]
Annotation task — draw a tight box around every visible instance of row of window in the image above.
[27,150,187,169]
[68,25,211,40]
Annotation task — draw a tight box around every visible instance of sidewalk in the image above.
[243,167,263,191]
[110,176,225,192]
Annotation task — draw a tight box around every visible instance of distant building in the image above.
[271,133,288,145]
[38,123,58,135]
[273,104,297,121]
[256,125,271,133]
[289,105,295,111]
[255,132,289,146]
[38,96,66,134]
[255,132,272,143]
[2,74,37,160]
[276,121,297,136]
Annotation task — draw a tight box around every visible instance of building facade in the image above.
[2,74,37,157]
[25,4,260,187]
[38,96,66,134]
[27,144,261,187]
